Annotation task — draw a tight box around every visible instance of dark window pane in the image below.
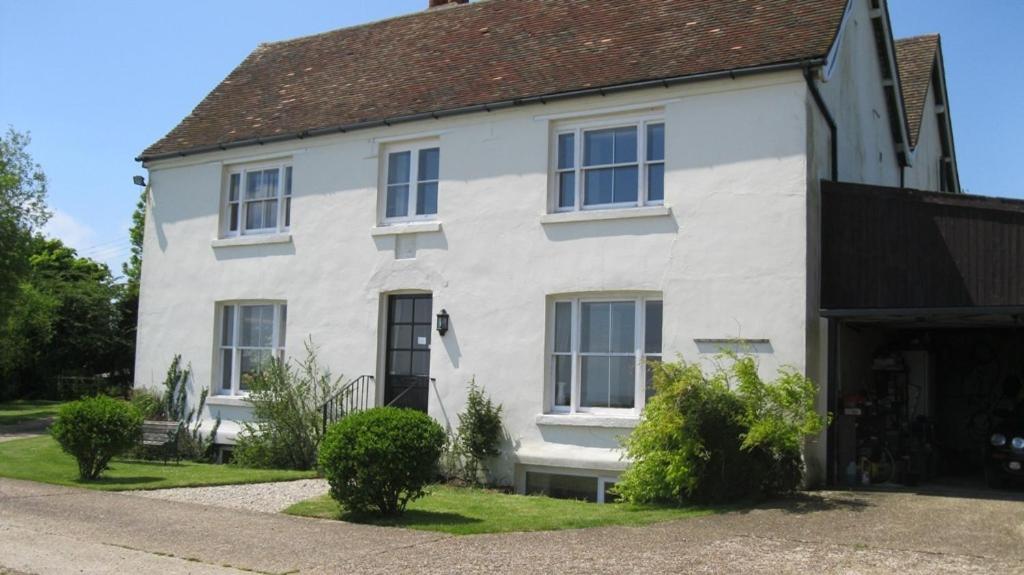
[386,184,409,218]
[278,305,287,347]
[525,472,598,502]
[584,168,613,205]
[554,355,572,407]
[558,172,575,208]
[393,298,414,323]
[554,302,572,353]
[284,197,291,227]
[389,351,411,375]
[413,298,432,323]
[221,349,233,391]
[604,482,621,503]
[411,351,430,376]
[581,303,609,353]
[418,148,440,181]
[388,151,411,185]
[245,201,263,229]
[391,325,413,350]
[416,182,438,215]
[609,302,635,353]
[221,305,234,346]
[613,127,637,163]
[263,199,278,229]
[647,164,664,202]
[229,173,240,202]
[557,133,575,170]
[645,301,663,354]
[646,123,665,161]
[284,166,293,196]
[581,355,609,407]
[610,356,635,408]
[584,129,614,166]
[613,166,638,203]
[229,204,239,231]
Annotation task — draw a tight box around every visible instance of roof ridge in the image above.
[895,33,940,43]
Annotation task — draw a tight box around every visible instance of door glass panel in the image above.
[413,297,432,323]
[391,325,413,350]
[393,298,414,323]
[411,351,430,376]
[413,325,431,349]
[389,351,411,375]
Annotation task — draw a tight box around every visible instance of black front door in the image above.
[384,294,432,412]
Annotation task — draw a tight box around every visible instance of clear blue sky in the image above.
[1,1,1020,274]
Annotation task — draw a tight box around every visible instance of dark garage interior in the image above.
[821,181,1024,488]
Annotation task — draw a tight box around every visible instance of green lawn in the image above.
[0,400,67,426]
[285,484,713,535]
[0,435,316,491]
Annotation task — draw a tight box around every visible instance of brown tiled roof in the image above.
[895,34,939,149]
[141,0,849,161]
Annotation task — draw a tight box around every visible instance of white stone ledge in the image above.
[535,413,640,429]
[370,221,443,237]
[206,396,251,408]
[539,205,672,224]
[211,233,292,249]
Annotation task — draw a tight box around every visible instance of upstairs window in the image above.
[224,163,292,236]
[554,119,664,212]
[217,302,287,396]
[383,142,440,222]
[550,296,663,414]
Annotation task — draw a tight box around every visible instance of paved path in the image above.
[2,478,1023,574]
[0,418,52,443]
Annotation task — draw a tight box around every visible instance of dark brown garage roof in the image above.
[140,0,850,161]
[895,34,939,149]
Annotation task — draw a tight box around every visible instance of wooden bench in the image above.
[141,421,181,463]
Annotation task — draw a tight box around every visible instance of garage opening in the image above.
[832,317,1024,488]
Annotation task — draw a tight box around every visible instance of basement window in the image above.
[525,471,620,504]
[553,117,664,212]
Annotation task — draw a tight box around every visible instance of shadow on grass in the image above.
[74,476,167,487]
[342,509,483,529]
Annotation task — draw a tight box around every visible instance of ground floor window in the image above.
[550,296,662,414]
[217,302,286,395]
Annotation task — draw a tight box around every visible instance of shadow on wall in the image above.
[695,338,775,355]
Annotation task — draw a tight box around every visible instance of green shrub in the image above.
[454,379,503,485]
[50,396,142,480]
[616,354,825,504]
[319,407,446,516]
[130,388,162,420]
[233,340,342,470]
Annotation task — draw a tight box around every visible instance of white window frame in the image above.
[216,301,287,396]
[380,140,441,224]
[551,115,665,213]
[222,162,293,237]
[549,295,663,416]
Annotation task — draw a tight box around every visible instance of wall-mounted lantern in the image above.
[436,309,450,336]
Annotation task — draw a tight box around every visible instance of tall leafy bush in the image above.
[617,355,826,504]
[453,379,503,485]
[233,341,343,470]
[151,355,218,461]
[50,396,142,480]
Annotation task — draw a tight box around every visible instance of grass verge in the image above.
[0,400,66,426]
[284,484,713,535]
[0,435,316,491]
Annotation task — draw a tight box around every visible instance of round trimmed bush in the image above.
[50,396,142,480]
[318,407,446,516]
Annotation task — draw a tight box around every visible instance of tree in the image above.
[0,128,50,325]
[114,187,147,383]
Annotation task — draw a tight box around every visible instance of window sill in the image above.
[206,396,251,408]
[370,221,443,237]
[535,413,640,429]
[540,205,671,225]
[211,233,292,249]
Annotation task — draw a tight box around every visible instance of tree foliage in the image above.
[454,380,503,485]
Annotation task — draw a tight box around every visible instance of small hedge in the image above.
[319,407,446,516]
[50,396,142,480]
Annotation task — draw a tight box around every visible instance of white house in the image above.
[134,0,959,499]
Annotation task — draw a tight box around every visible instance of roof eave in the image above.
[137,57,827,165]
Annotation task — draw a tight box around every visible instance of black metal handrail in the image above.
[321,375,375,433]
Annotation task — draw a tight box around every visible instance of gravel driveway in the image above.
[3,477,1023,574]
[129,478,328,512]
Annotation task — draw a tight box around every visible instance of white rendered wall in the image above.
[135,72,813,485]
[903,82,945,192]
